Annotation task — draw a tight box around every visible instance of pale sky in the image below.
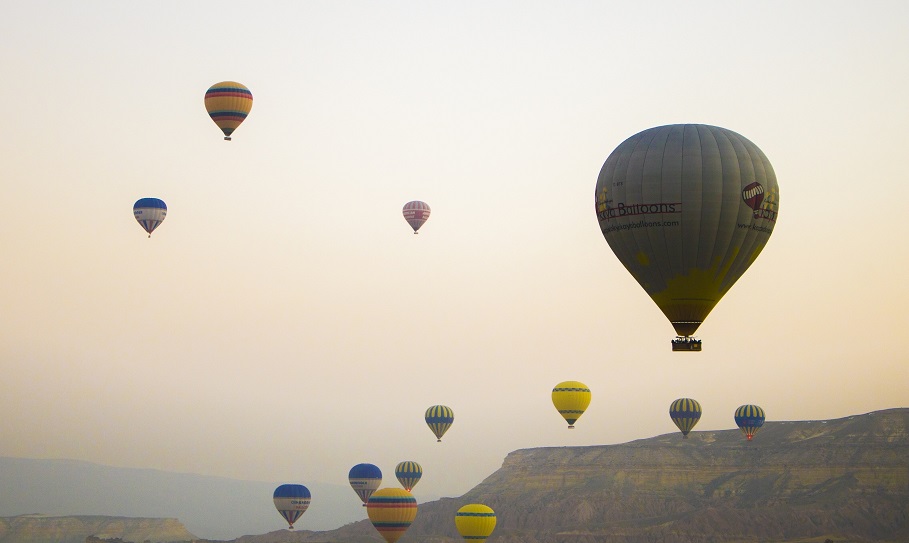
[1,0,908,528]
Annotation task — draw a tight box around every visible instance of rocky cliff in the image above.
[0,515,196,543]
[222,408,909,543]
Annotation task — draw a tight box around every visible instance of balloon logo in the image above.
[366,488,418,543]
[133,198,167,238]
[669,398,702,438]
[595,124,780,346]
[455,503,497,543]
[403,201,431,234]
[394,461,423,492]
[425,405,454,442]
[551,381,591,429]
[204,81,253,141]
[349,463,382,506]
[734,404,766,441]
[742,182,766,213]
[272,484,310,530]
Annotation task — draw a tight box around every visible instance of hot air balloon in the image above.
[594,124,780,351]
[204,81,253,140]
[366,488,418,543]
[403,201,431,234]
[455,504,497,543]
[425,405,454,442]
[394,461,423,492]
[272,484,310,530]
[669,398,702,438]
[735,404,765,441]
[349,463,382,506]
[133,198,167,237]
[551,381,592,429]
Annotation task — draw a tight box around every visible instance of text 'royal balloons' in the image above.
[204,81,253,141]
[455,503,497,543]
[403,201,431,234]
[133,198,167,238]
[551,381,592,429]
[367,488,417,543]
[595,124,780,343]
[669,398,702,438]
[272,484,310,530]
[735,404,766,441]
[349,463,382,506]
[395,461,423,492]
[425,405,454,442]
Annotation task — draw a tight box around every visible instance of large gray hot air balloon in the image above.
[594,124,779,351]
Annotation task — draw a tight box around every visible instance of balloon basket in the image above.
[224,136,231,141]
[672,337,702,352]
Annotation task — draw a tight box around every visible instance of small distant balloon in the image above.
[204,81,253,140]
[425,405,454,442]
[455,504,497,543]
[349,463,382,506]
[669,398,702,438]
[367,488,417,543]
[272,484,310,530]
[735,404,766,441]
[133,198,167,238]
[403,201,431,234]
[551,381,592,429]
[395,461,423,492]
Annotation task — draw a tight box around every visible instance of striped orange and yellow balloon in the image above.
[551,381,591,429]
[366,488,418,543]
[455,503,496,543]
[204,81,253,140]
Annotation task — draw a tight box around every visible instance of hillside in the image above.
[0,515,195,543]
[219,408,909,543]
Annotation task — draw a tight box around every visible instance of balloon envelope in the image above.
[551,381,591,429]
[455,503,497,543]
[394,461,423,492]
[734,404,766,440]
[425,405,454,442]
[595,124,779,339]
[133,198,167,237]
[669,398,702,438]
[349,463,382,505]
[204,81,253,140]
[366,488,418,543]
[403,201,431,233]
[273,484,310,529]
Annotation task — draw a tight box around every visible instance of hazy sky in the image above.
[1,0,908,530]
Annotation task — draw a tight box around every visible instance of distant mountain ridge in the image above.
[3,409,907,543]
[217,408,909,543]
[0,458,363,540]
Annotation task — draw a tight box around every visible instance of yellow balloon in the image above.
[551,381,591,429]
[455,503,496,543]
[366,488,417,543]
[204,81,253,141]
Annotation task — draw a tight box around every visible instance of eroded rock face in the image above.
[0,515,196,543]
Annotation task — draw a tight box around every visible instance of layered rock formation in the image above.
[226,408,909,543]
[0,515,196,543]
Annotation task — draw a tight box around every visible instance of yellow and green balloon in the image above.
[551,381,591,429]
[455,503,496,543]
